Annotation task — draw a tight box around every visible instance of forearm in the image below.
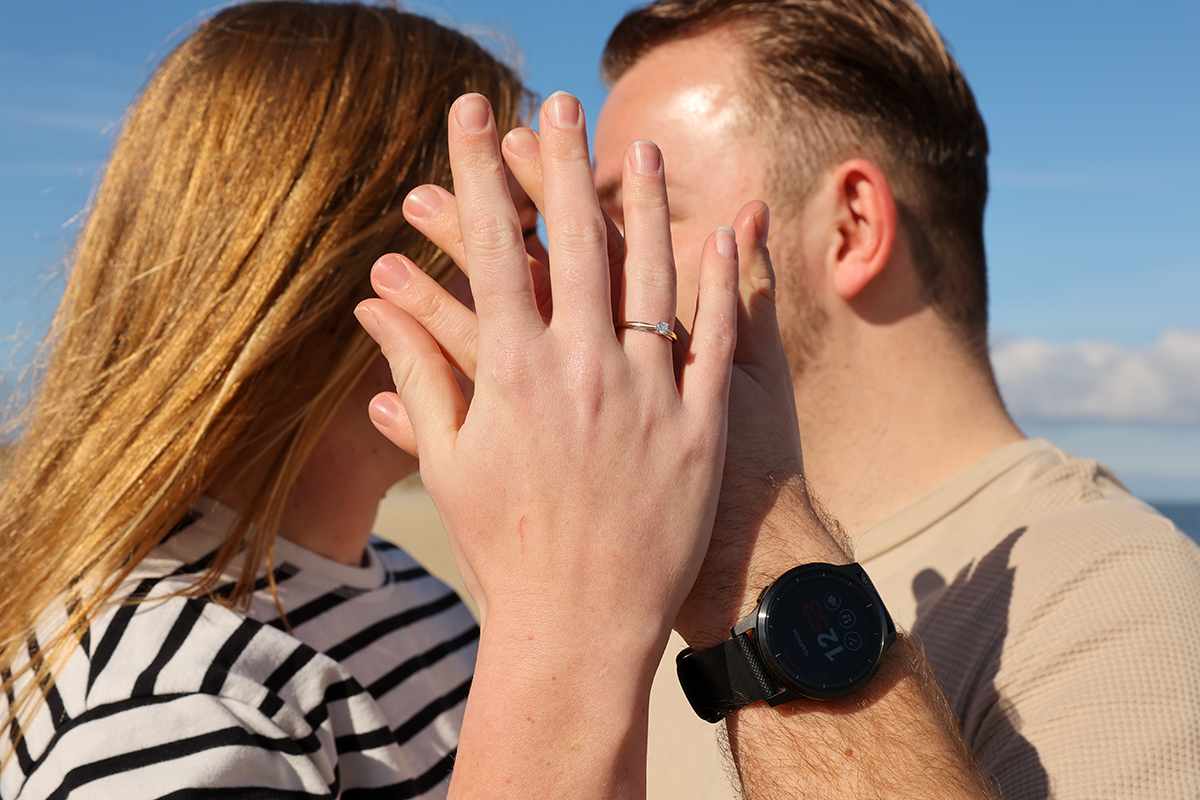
[450,612,662,800]
[728,636,997,799]
[690,482,996,799]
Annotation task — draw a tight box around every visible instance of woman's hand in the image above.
[365,124,846,657]
[354,91,738,799]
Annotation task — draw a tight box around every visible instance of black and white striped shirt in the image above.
[2,497,479,799]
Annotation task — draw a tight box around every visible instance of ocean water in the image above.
[1152,503,1200,546]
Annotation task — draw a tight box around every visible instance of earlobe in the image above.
[831,159,898,300]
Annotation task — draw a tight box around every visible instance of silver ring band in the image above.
[616,320,678,342]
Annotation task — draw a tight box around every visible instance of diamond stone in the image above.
[655,321,671,335]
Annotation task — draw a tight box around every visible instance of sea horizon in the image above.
[1151,502,1200,547]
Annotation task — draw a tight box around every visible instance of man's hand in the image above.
[672,201,851,651]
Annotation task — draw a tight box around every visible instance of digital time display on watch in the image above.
[757,567,887,697]
[676,562,896,720]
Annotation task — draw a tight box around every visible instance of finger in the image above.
[679,227,739,412]
[731,201,785,366]
[616,140,678,368]
[501,127,545,213]
[537,92,612,335]
[354,299,466,463]
[507,169,554,321]
[371,253,479,381]
[404,185,467,270]
[405,181,553,322]
[403,181,542,280]
[503,126,625,321]
[366,391,418,457]
[447,93,542,340]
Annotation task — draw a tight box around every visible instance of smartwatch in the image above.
[677,562,897,722]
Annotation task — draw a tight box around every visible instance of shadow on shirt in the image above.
[911,528,1050,799]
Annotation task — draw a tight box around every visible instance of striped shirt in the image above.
[2,497,479,799]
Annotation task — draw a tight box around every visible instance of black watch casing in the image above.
[676,562,897,722]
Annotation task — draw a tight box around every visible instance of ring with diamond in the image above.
[616,320,678,342]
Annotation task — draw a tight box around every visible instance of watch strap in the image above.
[676,631,777,723]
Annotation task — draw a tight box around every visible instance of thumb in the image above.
[732,201,786,369]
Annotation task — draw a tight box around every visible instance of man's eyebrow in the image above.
[596,178,621,210]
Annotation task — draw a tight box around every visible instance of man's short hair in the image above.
[603,0,992,359]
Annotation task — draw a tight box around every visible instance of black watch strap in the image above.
[676,632,778,723]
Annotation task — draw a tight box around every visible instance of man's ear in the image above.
[829,159,897,300]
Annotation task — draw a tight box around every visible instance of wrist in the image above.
[677,562,896,722]
[678,475,851,650]
[453,619,658,799]
[480,602,669,693]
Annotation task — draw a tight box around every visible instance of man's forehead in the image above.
[594,33,754,186]
[601,33,750,124]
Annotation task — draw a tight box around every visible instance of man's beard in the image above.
[776,260,828,380]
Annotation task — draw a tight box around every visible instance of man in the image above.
[592,1,1200,797]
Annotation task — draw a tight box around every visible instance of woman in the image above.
[0,4,532,796]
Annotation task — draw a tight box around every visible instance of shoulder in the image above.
[5,596,395,800]
[918,446,1200,797]
[925,441,1195,606]
[993,447,1199,613]
[919,450,1200,660]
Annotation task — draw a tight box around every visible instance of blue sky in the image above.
[1,0,1198,498]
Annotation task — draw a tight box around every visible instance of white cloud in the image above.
[992,330,1200,423]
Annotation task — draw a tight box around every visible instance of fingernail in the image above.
[546,91,580,128]
[755,204,770,247]
[354,304,383,341]
[503,127,540,159]
[716,226,737,260]
[630,140,661,175]
[369,394,399,428]
[456,94,491,133]
[404,186,443,219]
[372,254,411,293]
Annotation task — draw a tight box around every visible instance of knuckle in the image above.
[459,326,480,362]
[402,348,452,399]
[631,259,676,292]
[692,307,737,357]
[384,346,416,390]
[550,212,607,254]
[704,318,738,356]
[455,146,504,176]
[541,133,590,165]
[626,180,669,215]
[466,211,523,258]
[409,348,444,379]
[487,338,539,387]
[428,217,466,255]
[403,284,446,324]
[566,347,607,397]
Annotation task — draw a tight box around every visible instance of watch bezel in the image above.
[752,562,892,701]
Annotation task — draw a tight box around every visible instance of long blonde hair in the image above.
[0,0,526,746]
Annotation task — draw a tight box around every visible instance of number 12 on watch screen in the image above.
[802,600,844,661]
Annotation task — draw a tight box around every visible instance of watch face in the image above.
[757,565,888,699]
